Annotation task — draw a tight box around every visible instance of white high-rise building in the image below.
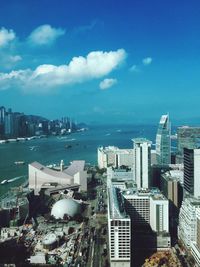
[191,208,200,266]
[123,189,169,232]
[178,197,200,248]
[133,138,152,189]
[108,186,131,267]
[150,195,169,232]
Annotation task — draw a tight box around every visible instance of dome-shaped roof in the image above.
[51,198,81,219]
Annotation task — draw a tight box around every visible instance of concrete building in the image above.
[177,126,200,163]
[123,189,150,227]
[98,146,133,169]
[123,188,169,233]
[161,170,183,210]
[108,186,131,267]
[178,197,200,248]
[150,194,169,233]
[0,192,29,227]
[107,167,134,183]
[133,138,152,189]
[191,208,200,266]
[29,160,87,195]
[156,114,171,165]
[183,147,200,199]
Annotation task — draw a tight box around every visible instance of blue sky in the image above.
[0,0,200,124]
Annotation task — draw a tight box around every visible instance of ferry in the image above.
[1,179,8,185]
[14,161,25,165]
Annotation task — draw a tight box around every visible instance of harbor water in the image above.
[0,124,165,196]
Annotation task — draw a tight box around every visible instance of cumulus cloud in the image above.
[0,27,16,47]
[142,57,152,66]
[0,49,126,92]
[99,78,117,90]
[28,24,65,45]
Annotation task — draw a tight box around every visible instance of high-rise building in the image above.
[133,138,152,189]
[161,170,183,210]
[156,114,171,165]
[178,197,200,248]
[0,106,6,137]
[4,109,14,137]
[184,147,200,198]
[191,208,200,266]
[177,126,200,163]
[123,189,169,232]
[108,186,131,267]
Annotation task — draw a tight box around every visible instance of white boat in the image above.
[14,161,25,165]
[1,179,8,185]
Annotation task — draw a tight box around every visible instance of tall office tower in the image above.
[177,126,200,163]
[0,106,6,136]
[178,197,200,248]
[133,138,152,189]
[156,114,171,165]
[108,187,131,267]
[4,109,14,137]
[184,147,200,198]
[191,208,200,266]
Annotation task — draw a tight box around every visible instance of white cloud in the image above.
[0,27,16,47]
[99,78,117,90]
[142,57,152,66]
[28,24,65,45]
[9,55,22,63]
[0,49,126,92]
[129,64,140,72]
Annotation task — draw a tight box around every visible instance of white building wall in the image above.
[134,140,151,189]
[74,171,87,191]
[194,149,200,198]
[108,218,131,267]
[178,198,200,248]
[142,143,149,189]
[150,198,169,232]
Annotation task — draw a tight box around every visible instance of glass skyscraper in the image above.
[156,114,171,165]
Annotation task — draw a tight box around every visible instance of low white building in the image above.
[29,160,87,195]
[98,146,133,169]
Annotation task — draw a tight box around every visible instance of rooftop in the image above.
[108,186,128,219]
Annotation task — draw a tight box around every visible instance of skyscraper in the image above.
[176,126,200,163]
[156,114,171,165]
[184,147,200,198]
[133,138,152,189]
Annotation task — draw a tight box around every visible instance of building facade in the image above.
[177,126,200,163]
[98,146,134,169]
[184,147,200,198]
[108,187,131,267]
[133,138,152,189]
[178,198,200,248]
[156,114,171,165]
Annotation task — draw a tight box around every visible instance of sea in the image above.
[0,124,175,196]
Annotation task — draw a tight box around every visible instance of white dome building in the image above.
[51,198,81,219]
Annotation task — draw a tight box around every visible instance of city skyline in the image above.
[1,1,200,123]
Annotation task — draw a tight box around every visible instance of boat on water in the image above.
[1,179,8,185]
[14,161,25,165]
